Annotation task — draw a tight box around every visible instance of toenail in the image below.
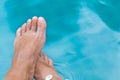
[18,27,21,31]
[39,17,44,24]
[23,23,26,26]
[39,17,44,20]
[33,16,37,19]
[27,19,31,22]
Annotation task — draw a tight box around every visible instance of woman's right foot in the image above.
[5,16,46,80]
[35,52,63,80]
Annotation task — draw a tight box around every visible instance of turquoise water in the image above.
[0,0,120,80]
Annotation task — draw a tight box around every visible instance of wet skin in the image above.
[5,16,63,80]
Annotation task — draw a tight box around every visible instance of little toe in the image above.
[31,16,38,31]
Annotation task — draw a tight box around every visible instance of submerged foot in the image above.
[5,16,46,80]
[35,52,63,80]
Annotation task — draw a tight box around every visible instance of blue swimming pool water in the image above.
[0,0,120,80]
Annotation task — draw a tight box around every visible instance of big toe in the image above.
[37,17,46,34]
[39,52,54,68]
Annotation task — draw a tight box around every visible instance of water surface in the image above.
[0,0,120,80]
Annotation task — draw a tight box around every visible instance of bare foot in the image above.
[34,52,63,80]
[5,16,46,80]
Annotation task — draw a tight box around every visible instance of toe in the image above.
[40,52,44,59]
[21,23,26,34]
[48,59,54,68]
[41,53,48,64]
[39,53,45,62]
[16,27,22,37]
[44,55,49,64]
[39,52,42,57]
[26,19,32,31]
[31,16,38,31]
[37,17,46,34]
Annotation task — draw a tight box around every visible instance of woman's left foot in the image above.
[35,52,63,80]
